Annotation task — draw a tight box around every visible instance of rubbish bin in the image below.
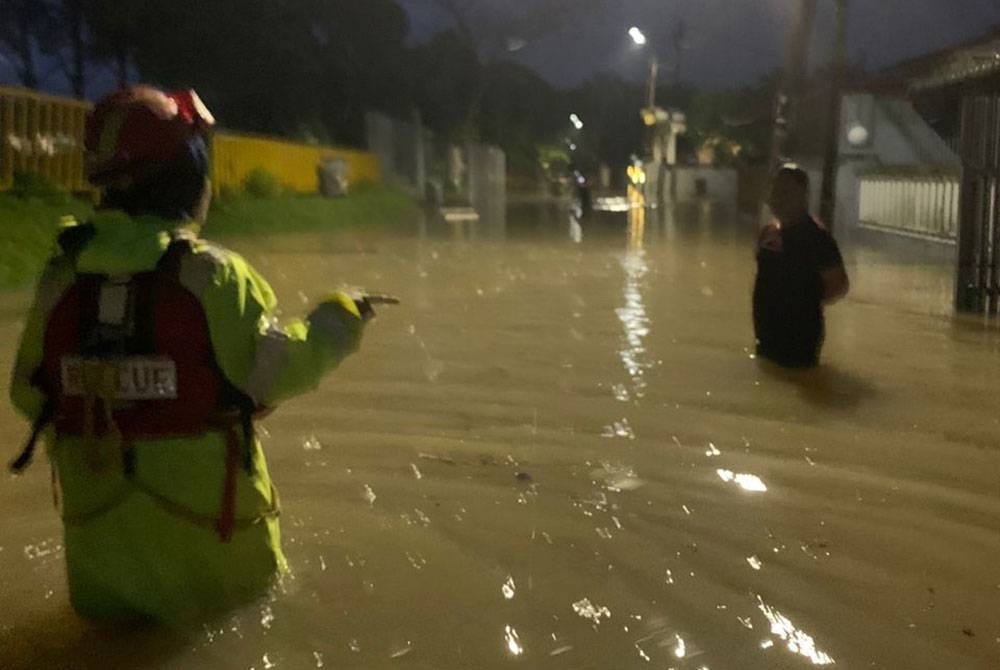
[317,157,349,197]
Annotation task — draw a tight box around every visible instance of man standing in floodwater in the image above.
[8,86,374,622]
[753,165,849,368]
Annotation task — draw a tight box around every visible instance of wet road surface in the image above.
[1,202,998,669]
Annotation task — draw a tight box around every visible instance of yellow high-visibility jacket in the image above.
[10,211,364,622]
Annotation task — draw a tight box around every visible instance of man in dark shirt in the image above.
[753,165,849,368]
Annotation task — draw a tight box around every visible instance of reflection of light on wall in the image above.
[757,597,835,665]
[627,164,646,185]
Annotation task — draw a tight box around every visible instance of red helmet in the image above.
[85,85,215,185]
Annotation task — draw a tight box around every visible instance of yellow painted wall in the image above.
[210,132,380,195]
[0,85,380,196]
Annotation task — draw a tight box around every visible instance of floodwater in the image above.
[1,201,998,670]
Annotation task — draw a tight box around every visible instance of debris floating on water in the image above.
[572,598,612,625]
[389,641,413,658]
[417,453,456,465]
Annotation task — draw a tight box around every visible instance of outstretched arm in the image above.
[179,242,367,408]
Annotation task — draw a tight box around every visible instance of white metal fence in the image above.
[858,174,960,242]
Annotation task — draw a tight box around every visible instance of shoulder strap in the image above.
[155,235,193,279]
[157,234,257,473]
[57,223,97,264]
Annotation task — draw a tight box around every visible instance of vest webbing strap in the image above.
[60,476,281,535]
[8,400,54,474]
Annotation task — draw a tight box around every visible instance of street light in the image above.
[570,113,584,130]
[628,27,658,110]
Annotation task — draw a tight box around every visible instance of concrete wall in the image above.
[641,163,737,206]
[833,94,961,238]
[821,93,964,314]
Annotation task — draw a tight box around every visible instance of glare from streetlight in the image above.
[570,113,584,130]
[628,27,647,46]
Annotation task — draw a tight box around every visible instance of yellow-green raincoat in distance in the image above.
[10,211,364,622]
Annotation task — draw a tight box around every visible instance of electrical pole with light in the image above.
[629,26,687,206]
[767,0,818,173]
[819,0,849,231]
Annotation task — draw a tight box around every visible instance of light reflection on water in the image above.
[504,625,524,656]
[716,468,768,492]
[615,204,653,403]
[757,597,836,666]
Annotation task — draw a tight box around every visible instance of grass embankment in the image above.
[0,184,418,290]
[0,195,94,290]
[207,183,419,238]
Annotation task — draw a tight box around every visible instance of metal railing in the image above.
[0,85,91,192]
[858,173,961,243]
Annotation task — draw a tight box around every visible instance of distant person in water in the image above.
[753,165,849,368]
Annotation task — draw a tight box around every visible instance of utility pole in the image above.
[644,56,660,168]
[672,19,687,86]
[818,0,849,230]
[767,0,819,171]
[646,57,659,112]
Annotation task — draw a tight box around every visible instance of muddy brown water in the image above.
[1,204,998,669]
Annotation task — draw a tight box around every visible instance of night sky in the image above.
[400,0,1000,89]
[2,2,998,95]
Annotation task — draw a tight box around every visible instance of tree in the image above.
[406,30,482,141]
[104,0,413,145]
[84,0,148,87]
[565,74,647,171]
[422,0,607,132]
[63,0,88,97]
[0,0,59,89]
[41,0,89,98]
[307,0,414,143]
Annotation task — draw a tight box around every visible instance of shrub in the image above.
[217,183,241,202]
[241,168,282,198]
[11,171,68,202]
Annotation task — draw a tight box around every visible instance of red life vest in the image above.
[38,243,227,441]
[14,229,258,541]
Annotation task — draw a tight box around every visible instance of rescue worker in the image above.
[9,86,373,622]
